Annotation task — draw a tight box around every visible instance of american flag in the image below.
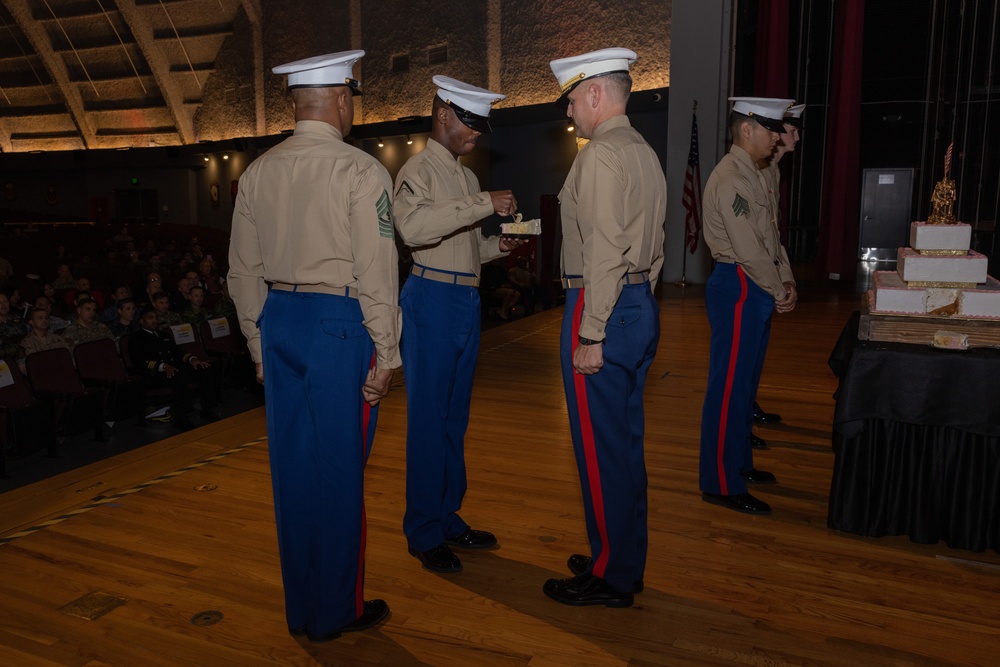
[944,141,953,177]
[682,111,703,253]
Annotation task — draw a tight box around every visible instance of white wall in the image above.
[662,0,732,284]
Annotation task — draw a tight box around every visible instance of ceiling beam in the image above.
[112,0,194,144]
[0,0,94,148]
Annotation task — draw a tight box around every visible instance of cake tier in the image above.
[871,271,1000,319]
[897,247,988,285]
[910,221,971,252]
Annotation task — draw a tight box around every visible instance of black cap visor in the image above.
[446,100,492,133]
[749,112,785,133]
[288,78,362,96]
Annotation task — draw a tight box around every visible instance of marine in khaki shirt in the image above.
[702,142,795,301]
[393,76,521,575]
[228,118,401,371]
[226,50,396,641]
[542,47,666,609]
[699,97,797,518]
[558,113,667,343]
[394,137,507,274]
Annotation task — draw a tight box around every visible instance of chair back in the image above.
[25,347,86,396]
[0,358,37,409]
[74,338,129,383]
[199,317,242,354]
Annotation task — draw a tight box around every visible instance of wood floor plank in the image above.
[1,285,999,666]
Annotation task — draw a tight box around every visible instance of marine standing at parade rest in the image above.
[542,48,666,608]
[394,75,523,574]
[699,97,797,516]
[227,50,401,642]
[749,102,804,448]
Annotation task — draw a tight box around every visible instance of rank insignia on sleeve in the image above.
[732,193,751,218]
[396,180,414,196]
[377,190,395,239]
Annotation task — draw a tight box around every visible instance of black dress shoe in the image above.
[200,408,221,422]
[289,624,307,637]
[751,433,768,450]
[543,573,634,608]
[566,554,644,593]
[753,402,782,424]
[444,528,497,549]
[740,468,777,484]
[702,492,772,515]
[306,599,390,643]
[408,543,462,573]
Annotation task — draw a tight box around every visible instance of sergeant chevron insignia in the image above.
[377,190,395,238]
[732,193,751,218]
[397,180,414,196]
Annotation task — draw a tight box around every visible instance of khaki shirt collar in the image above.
[293,120,343,142]
[591,113,631,140]
[425,138,462,169]
[729,144,759,171]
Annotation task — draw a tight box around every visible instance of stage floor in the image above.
[2,285,998,666]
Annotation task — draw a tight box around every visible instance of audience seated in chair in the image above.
[19,307,70,368]
[480,259,521,320]
[128,310,221,430]
[108,298,139,341]
[151,291,183,330]
[62,298,115,352]
[64,277,105,310]
[182,285,211,328]
[32,296,71,332]
[100,284,131,322]
[0,292,27,360]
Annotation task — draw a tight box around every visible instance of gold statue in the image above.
[927,178,956,225]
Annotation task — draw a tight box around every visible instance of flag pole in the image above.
[675,100,699,287]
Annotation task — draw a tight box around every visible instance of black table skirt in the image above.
[828,313,1000,552]
[829,420,1000,551]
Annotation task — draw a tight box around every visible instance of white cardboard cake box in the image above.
[897,247,988,285]
[910,221,972,252]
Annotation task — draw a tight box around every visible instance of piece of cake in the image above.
[872,271,958,315]
[500,215,541,236]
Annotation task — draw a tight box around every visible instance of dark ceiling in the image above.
[0,0,259,153]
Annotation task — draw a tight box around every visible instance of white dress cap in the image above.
[433,75,505,133]
[549,47,637,100]
[273,50,365,93]
[784,103,805,128]
[728,97,796,132]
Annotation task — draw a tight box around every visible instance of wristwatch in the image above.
[577,335,605,346]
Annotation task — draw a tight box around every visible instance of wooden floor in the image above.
[2,285,999,666]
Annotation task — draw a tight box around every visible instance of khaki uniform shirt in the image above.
[703,145,794,300]
[62,321,114,351]
[20,330,69,358]
[559,115,667,340]
[228,120,401,369]
[394,138,504,274]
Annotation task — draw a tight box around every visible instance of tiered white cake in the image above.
[870,222,1000,319]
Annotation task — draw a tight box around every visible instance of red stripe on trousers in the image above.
[715,266,748,495]
[571,290,611,577]
[356,352,376,616]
